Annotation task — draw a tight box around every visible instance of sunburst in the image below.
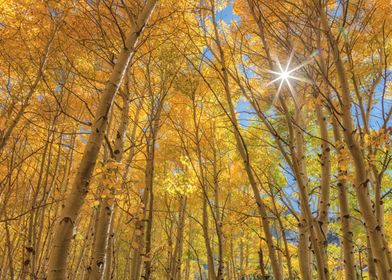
[265,49,318,106]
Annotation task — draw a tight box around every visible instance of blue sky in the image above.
[215,1,255,127]
[216,2,240,24]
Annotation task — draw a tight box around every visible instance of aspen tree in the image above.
[0,23,59,152]
[168,196,187,280]
[242,2,331,278]
[87,86,130,280]
[316,1,392,278]
[205,1,282,279]
[316,29,357,279]
[1,0,392,278]
[47,2,157,279]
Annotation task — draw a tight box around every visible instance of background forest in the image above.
[0,0,391,279]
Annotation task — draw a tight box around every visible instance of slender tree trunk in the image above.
[131,94,163,280]
[283,95,328,280]
[47,2,157,279]
[88,196,114,280]
[317,3,392,278]
[331,117,357,280]
[202,197,217,280]
[36,125,63,278]
[5,221,15,280]
[189,91,216,280]
[258,248,267,279]
[169,196,186,280]
[104,214,115,280]
[373,167,385,230]
[184,219,192,280]
[142,98,165,280]
[367,235,377,280]
[298,212,312,279]
[73,210,95,278]
[129,195,149,280]
[122,99,143,280]
[268,181,294,280]
[315,104,331,239]
[0,24,58,151]
[23,130,53,279]
[239,238,244,279]
[208,2,282,278]
[212,139,224,280]
[143,158,155,280]
[88,82,130,280]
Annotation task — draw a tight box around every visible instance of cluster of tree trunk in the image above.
[0,0,391,279]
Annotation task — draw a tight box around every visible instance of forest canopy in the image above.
[0,0,391,279]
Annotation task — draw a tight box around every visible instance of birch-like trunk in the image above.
[202,197,216,280]
[292,100,328,280]
[88,85,130,280]
[190,90,217,280]
[130,94,163,280]
[169,196,186,280]
[331,117,357,280]
[141,106,162,280]
[212,138,224,280]
[317,3,392,278]
[208,2,282,278]
[46,2,156,279]
[104,215,115,280]
[315,104,331,239]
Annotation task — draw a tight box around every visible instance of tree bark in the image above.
[317,2,392,278]
[315,104,331,240]
[88,83,130,280]
[169,196,186,280]
[208,2,282,278]
[202,197,216,280]
[331,117,357,280]
[46,2,157,279]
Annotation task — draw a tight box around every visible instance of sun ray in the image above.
[264,50,318,105]
[289,75,313,84]
[286,49,295,72]
[272,79,285,105]
[276,58,284,73]
[286,78,299,107]
[266,75,285,86]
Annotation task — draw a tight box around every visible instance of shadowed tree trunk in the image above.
[169,195,186,280]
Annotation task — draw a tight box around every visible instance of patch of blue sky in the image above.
[371,74,392,128]
[215,1,239,24]
[352,73,392,130]
[236,97,255,128]
[239,55,259,80]
[202,47,213,61]
[79,121,91,144]
[55,83,62,93]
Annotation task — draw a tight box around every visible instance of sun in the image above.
[264,50,318,105]
[279,70,290,81]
